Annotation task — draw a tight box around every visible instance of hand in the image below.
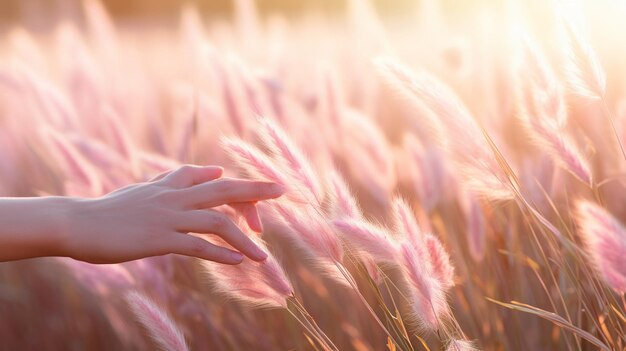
[59,165,284,264]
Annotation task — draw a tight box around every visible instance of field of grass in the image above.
[0,0,625,350]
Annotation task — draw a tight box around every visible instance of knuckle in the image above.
[209,213,230,230]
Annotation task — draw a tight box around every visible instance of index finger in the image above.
[181,178,284,209]
[229,202,263,232]
[158,165,224,188]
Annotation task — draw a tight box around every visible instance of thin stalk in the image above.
[287,300,337,351]
[600,96,626,162]
[290,297,339,351]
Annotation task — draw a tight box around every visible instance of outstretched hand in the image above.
[61,165,284,264]
[0,165,284,264]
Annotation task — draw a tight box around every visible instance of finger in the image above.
[149,169,174,182]
[160,165,224,188]
[230,202,263,232]
[182,178,284,208]
[166,233,244,264]
[176,210,268,261]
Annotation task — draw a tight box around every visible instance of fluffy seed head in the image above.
[376,57,512,200]
[326,170,362,220]
[257,117,323,204]
[399,241,449,330]
[274,203,345,263]
[333,218,399,263]
[203,231,293,309]
[559,4,606,99]
[521,115,592,186]
[125,291,189,351]
[424,234,455,289]
[392,197,422,244]
[517,34,567,127]
[575,201,626,294]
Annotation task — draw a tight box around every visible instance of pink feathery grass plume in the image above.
[374,58,476,148]
[125,291,189,351]
[514,33,592,187]
[257,118,323,204]
[403,134,446,212]
[575,201,626,294]
[326,170,362,220]
[220,136,309,201]
[558,2,606,99]
[333,219,398,263]
[398,241,448,330]
[266,201,349,287]
[520,112,592,186]
[325,172,385,283]
[392,197,454,288]
[446,339,479,351]
[517,34,567,127]
[273,203,344,263]
[360,254,383,284]
[389,198,454,323]
[392,197,422,244]
[375,57,513,200]
[203,228,293,308]
[424,234,455,289]
[460,192,486,262]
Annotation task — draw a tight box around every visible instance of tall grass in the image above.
[0,0,625,350]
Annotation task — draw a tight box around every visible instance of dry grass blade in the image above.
[486,298,610,351]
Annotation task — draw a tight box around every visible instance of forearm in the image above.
[0,197,75,261]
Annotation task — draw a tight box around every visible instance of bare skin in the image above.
[0,165,284,265]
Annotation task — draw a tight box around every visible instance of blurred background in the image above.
[1,0,626,350]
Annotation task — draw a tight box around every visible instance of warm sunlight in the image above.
[0,0,625,350]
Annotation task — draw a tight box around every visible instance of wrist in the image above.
[49,196,87,258]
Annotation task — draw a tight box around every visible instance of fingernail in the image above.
[254,247,268,261]
[230,251,244,262]
[268,183,285,195]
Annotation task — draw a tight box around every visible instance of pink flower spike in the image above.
[392,197,422,245]
[257,117,323,204]
[576,201,626,294]
[203,231,293,309]
[399,241,448,330]
[125,291,189,351]
[559,4,606,99]
[326,170,362,220]
[220,136,297,197]
[424,234,455,289]
[333,219,398,263]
